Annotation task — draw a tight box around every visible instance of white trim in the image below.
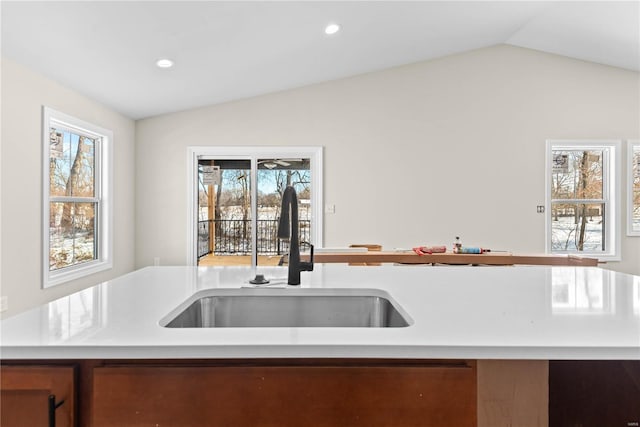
[42,107,113,288]
[186,148,197,267]
[186,146,323,266]
[545,139,621,261]
[628,140,640,236]
[249,158,258,268]
[49,197,99,203]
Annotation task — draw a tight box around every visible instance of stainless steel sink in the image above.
[161,288,411,328]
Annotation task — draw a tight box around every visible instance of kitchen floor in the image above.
[198,254,284,267]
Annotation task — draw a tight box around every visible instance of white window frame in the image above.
[186,146,323,267]
[545,139,621,261]
[627,139,640,236]
[42,107,113,288]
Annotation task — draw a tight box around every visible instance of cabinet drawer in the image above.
[93,363,476,427]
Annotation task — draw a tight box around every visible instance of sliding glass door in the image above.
[188,147,322,268]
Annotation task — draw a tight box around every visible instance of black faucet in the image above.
[277,186,313,285]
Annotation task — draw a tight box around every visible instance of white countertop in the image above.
[1,265,639,360]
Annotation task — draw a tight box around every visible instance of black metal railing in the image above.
[198,219,311,258]
[197,220,211,258]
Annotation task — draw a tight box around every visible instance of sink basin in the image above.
[161,288,411,328]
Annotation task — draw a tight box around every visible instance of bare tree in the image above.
[576,151,589,251]
[61,136,88,233]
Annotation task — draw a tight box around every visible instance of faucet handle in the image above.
[299,242,314,272]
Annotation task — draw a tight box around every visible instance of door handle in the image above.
[48,394,64,427]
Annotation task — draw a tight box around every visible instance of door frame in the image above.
[186,146,323,266]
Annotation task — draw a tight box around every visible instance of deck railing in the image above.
[198,219,311,258]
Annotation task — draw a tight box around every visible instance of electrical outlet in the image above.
[537,206,545,213]
[325,204,336,214]
[153,257,160,266]
[0,296,8,313]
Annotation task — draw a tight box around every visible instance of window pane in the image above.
[551,203,605,252]
[256,159,311,265]
[197,160,252,261]
[49,127,95,197]
[49,202,97,271]
[551,150,603,199]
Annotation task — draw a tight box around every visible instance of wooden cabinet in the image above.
[550,360,640,427]
[91,360,476,427]
[0,358,555,427]
[6,358,638,427]
[0,365,76,427]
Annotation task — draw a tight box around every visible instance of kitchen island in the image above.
[1,265,639,426]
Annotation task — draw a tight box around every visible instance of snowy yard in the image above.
[551,215,604,252]
[50,228,95,270]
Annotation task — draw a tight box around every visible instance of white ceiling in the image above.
[2,1,639,120]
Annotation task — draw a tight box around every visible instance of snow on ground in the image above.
[50,229,95,270]
[551,216,604,251]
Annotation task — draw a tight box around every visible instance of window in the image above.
[546,140,621,261]
[43,107,112,287]
[628,140,640,236]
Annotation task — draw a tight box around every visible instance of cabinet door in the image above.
[550,360,640,427]
[92,363,476,427]
[0,365,76,427]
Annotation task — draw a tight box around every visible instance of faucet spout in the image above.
[277,186,313,285]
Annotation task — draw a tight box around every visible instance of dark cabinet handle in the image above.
[48,395,64,427]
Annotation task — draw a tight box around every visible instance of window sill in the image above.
[550,252,620,263]
[44,259,112,288]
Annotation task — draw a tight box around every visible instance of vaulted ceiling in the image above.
[2,1,638,120]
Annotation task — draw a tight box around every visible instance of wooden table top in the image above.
[313,251,599,267]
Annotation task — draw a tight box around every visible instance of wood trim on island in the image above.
[313,251,599,266]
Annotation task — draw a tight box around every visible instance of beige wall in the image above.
[0,58,136,318]
[1,44,638,318]
[136,45,640,274]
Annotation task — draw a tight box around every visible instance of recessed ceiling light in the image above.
[156,58,174,69]
[324,23,340,35]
